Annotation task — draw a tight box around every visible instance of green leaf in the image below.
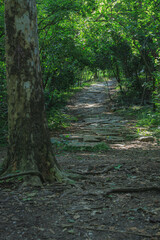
[114,164,122,170]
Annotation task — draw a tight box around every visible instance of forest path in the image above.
[1,80,160,240]
[51,79,136,149]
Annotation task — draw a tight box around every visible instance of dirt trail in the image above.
[51,80,134,148]
[51,79,156,149]
[1,80,160,240]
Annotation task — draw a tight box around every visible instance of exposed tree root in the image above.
[0,169,85,187]
[0,171,44,182]
[54,167,86,186]
[70,165,116,175]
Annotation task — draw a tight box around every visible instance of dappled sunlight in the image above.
[69,102,105,109]
[51,80,160,159]
[1,0,159,238]
[110,141,159,150]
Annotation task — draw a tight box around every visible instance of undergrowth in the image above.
[63,142,110,153]
[51,140,110,153]
[116,105,160,139]
[46,81,94,130]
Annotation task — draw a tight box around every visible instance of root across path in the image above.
[0,80,160,240]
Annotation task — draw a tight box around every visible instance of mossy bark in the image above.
[3,0,62,185]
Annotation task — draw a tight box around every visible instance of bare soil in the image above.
[0,80,160,240]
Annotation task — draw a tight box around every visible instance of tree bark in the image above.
[2,0,63,185]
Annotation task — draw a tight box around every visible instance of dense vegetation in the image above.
[0,0,160,145]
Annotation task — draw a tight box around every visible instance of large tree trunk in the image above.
[2,0,63,185]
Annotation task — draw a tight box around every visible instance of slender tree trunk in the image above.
[94,70,98,81]
[152,75,156,112]
[2,0,63,185]
[113,62,123,93]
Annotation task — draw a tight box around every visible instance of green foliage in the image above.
[136,109,160,141]
[45,79,95,130]
[52,141,110,153]
[117,105,160,140]
[0,0,160,145]
[48,110,77,130]
[137,111,160,128]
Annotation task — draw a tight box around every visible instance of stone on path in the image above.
[50,81,137,148]
[61,134,84,141]
[83,135,103,142]
[105,136,124,143]
[139,136,155,142]
[93,130,122,136]
[67,141,99,147]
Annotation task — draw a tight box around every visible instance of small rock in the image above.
[139,136,155,142]
[83,135,102,142]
